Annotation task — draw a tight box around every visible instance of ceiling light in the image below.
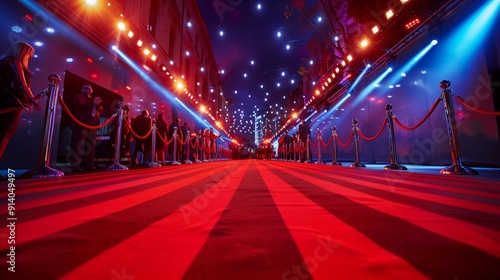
[386,10,394,20]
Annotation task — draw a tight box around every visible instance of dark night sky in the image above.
[197,1,311,138]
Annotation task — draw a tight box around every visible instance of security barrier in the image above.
[293,80,500,175]
[30,79,500,176]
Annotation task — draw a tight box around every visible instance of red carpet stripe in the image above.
[0,159,498,279]
[260,161,500,258]
[1,165,223,217]
[259,161,500,279]
[254,161,428,279]
[181,162,311,280]
[60,161,251,280]
[263,161,500,230]
[0,164,239,251]
[0,162,243,279]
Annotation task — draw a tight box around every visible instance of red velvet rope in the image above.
[321,135,333,146]
[299,142,307,153]
[358,117,387,141]
[57,94,116,130]
[123,119,153,141]
[156,132,173,145]
[308,138,318,147]
[393,98,441,130]
[454,94,500,116]
[177,134,187,145]
[190,138,198,149]
[336,130,354,147]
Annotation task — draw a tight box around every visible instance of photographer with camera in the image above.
[71,83,103,171]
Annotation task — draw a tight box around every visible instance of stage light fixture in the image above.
[386,10,394,20]
[405,18,421,30]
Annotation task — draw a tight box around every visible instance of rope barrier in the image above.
[158,133,174,145]
[299,142,307,153]
[123,119,152,140]
[453,94,500,116]
[358,116,387,141]
[320,135,333,146]
[57,94,116,130]
[393,98,441,130]
[177,134,188,145]
[308,138,318,147]
[336,130,354,147]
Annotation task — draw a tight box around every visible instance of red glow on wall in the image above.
[87,58,93,63]
[91,73,98,79]
[25,14,33,21]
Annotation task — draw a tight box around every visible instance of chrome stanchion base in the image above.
[184,160,193,164]
[315,161,323,164]
[330,161,342,166]
[148,162,161,168]
[350,162,366,168]
[32,166,65,178]
[440,164,478,175]
[172,161,182,165]
[383,163,408,170]
[108,163,129,171]
[195,159,201,163]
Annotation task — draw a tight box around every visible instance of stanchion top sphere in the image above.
[48,74,61,84]
[385,104,393,110]
[439,80,451,89]
[352,118,358,124]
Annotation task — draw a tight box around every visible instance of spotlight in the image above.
[429,27,440,44]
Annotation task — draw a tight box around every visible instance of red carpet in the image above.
[1,160,499,279]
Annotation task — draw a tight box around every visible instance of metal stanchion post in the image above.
[172,127,181,165]
[32,74,64,178]
[350,119,366,168]
[185,130,192,164]
[149,119,161,168]
[208,140,212,161]
[383,104,407,170]
[305,134,311,163]
[330,126,342,166]
[108,102,129,171]
[293,142,296,162]
[315,129,323,164]
[439,80,478,175]
[202,139,208,162]
[196,136,202,163]
[287,143,291,161]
